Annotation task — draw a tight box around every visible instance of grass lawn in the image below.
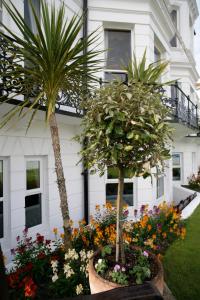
[163,205,200,300]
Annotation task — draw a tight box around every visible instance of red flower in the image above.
[7,272,19,288]
[36,234,44,244]
[24,277,37,298]
[37,252,46,259]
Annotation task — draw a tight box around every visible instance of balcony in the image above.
[162,83,199,129]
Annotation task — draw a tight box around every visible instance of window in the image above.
[104,29,131,82]
[106,167,134,206]
[157,175,164,198]
[172,153,182,181]
[25,159,42,228]
[154,47,161,63]
[0,159,8,240]
[24,0,40,33]
[0,0,2,23]
[170,10,177,47]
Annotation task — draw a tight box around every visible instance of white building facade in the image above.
[0,0,199,261]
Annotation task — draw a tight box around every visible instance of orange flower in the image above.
[162,232,167,239]
[152,234,156,240]
[147,224,152,231]
[95,204,100,211]
[60,233,64,239]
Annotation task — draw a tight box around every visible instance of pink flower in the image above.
[143,251,149,257]
[114,264,121,272]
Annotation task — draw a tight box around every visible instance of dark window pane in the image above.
[105,72,128,83]
[106,183,133,206]
[107,167,133,179]
[0,161,3,197]
[105,30,131,69]
[154,47,161,62]
[157,176,164,198]
[0,202,3,238]
[172,154,180,166]
[24,0,40,33]
[173,168,181,181]
[25,194,42,228]
[170,10,177,47]
[26,161,40,190]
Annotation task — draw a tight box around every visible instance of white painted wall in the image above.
[0,104,83,261]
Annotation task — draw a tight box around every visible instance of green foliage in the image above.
[109,270,128,285]
[95,258,107,275]
[130,265,151,284]
[0,0,102,127]
[101,245,112,257]
[77,78,172,178]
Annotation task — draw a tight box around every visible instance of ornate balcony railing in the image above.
[162,83,199,129]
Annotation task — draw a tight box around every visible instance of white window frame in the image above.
[156,175,164,199]
[0,157,10,247]
[25,157,44,230]
[104,26,133,82]
[172,153,182,181]
[105,168,135,207]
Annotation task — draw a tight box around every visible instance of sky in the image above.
[194,0,200,76]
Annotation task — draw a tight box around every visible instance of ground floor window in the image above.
[106,167,134,206]
[157,175,164,198]
[25,158,43,228]
[0,158,8,240]
[172,153,182,181]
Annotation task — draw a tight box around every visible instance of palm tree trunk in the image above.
[116,167,125,263]
[49,113,72,250]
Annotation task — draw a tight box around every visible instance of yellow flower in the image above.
[60,233,64,239]
[53,227,58,235]
[95,205,100,211]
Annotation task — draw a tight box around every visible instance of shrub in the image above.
[188,168,200,190]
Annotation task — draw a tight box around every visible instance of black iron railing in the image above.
[163,83,199,129]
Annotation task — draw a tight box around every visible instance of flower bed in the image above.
[6,202,186,299]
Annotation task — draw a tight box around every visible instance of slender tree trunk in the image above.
[49,113,72,250]
[116,167,125,263]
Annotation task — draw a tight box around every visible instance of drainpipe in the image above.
[82,0,89,224]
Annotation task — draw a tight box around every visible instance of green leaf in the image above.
[125,145,133,151]
[127,131,134,139]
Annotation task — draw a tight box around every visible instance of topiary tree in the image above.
[76,52,173,263]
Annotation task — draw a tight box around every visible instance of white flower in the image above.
[65,249,79,260]
[98,259,102,264]
[80,250,87,261]
[80,265,86,272]
[76,284,83,295]
[52,273,58,282]
[51,260,58,268]
[64,263,75,278]
[87,250,94,259]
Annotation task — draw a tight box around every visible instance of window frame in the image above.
[0,157,9,243]
[25,157,43,229]
[156,175,165,199]
[0,0,2,24]
[172,153,182,181]
[105,168,135,207]
[170,7,180,48]
[104,28,132,82]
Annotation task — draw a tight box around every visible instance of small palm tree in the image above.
[0,0,101,249]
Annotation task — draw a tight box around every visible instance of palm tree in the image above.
[0,0,101,249]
